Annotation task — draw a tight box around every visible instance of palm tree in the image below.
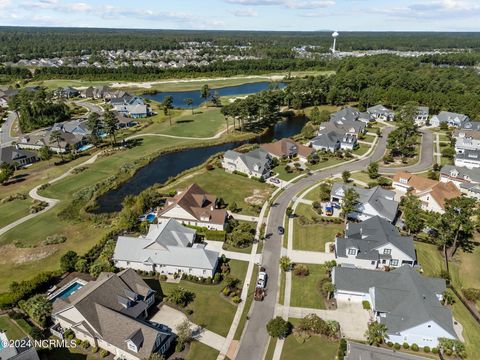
[200,84,211,106]
[49,130,65,162]
[86,112,102,145]
[365,322,387,346]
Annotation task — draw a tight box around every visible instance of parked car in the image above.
[270,178,280,184]
[277,226,284,235]
[257,267,267,289]
[325,202,334,216]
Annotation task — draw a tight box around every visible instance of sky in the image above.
[0,0,480,32]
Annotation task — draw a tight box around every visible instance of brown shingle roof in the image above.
[157,183,227,225]
[261,138,314,159]
[430,181,461,209]
[393,172,438,191]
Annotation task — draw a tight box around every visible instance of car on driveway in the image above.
[270,178,280,184]
[256,267,267,289]
[277,226,284,235]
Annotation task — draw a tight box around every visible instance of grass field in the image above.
[308,158,346,172]
[0,199,31,228]
[158,259,248,337]
[293,204,342,252]
[273,164,305,181]
[349,171,374,185]
[362,134,376,143]
[280,319,338,360]
[290,264,328,309]
[451,294,480,360]
[161,168,274,216]
[141,107,227,138]
[185,342,219,360]
[265,337,278,360]
[353,143,370,156]
[0,315,27,340]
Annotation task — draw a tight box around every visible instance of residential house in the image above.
[0,96,8,108]
[310,121,364,152]
[440,165,480,188]
[51,269,173,360]
[330,107,372,124]
[156,183,227,230]
[81,86,95,98]
[222,148,272,180]
[0,336,40,360]
[455,149,480,169]
[0,146,38,169]
[414,106,429,126]
[392,171,461,213]
[113,219,219,278]
[430,111,469,128]
[310,131,342,152]
[454,128,480,153]
[18,130,87,153]
[335,216,416,269]
[111,96,149,118]
[333,266,457,347]
[367,104,395,121]
[54,87,80,99]
[52,119,91,137]
[261,138,315,162]
[330,183,399,223]
[345,341,436,360]
[459,120,480,132]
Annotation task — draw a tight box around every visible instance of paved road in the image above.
[73,101,104,114]
[235,125,433,360]
[0,111,18,145]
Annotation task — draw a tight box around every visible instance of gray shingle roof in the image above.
[434,111,469,123]
[367,104,394,116]
[336,216,416,261]
[440,165,480,183]
[224,148,271,176]
[0,146,37,166]
[331,183,398,222]
[460,121,480,131]
[345,341,429,360]
[455,149,480,162]
[311,131,341,149]
[113,219,218,271]
[333,266,455,338]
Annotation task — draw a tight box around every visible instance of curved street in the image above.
[235,125,434,360]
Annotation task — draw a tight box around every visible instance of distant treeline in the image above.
[1,27,480,60]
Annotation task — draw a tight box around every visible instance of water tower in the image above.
[331,31,339,53]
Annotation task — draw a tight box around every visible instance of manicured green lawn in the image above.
[234,266,259,340]
[308,158,346,172]
[362,134,376,143]
[185,341,219,360]
[265,337,278,360]
[279,270,286,305]
[144,107,227,138]
[293,204,342,252]
[438,133,449,142]
[353,143,370,156]
[290,264,327,309]
[273,164,305,181]
[350,171,374,185]
[281,319,338,360]
[0,199,31,228]
[159,259,248,337]
[161,168,274,216]
[451,294,480,360]
[0,316,27,340]
[415,241,445,277]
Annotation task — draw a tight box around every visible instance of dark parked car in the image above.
[277,226,285,235]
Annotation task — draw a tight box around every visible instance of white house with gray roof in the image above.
[222,148,272,179]
[440,165,480,199]
[335,216,416,269]
[113,219,219,278]
[430,111,469,128]
[454,149,480,169]
[367,104,395,121]
[51,269,173,360]
[333,266,457,348]
[331,183,399,223]
[414,106,429,126]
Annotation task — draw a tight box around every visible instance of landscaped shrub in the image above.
[222,288,231,296]
[462,288,480,302]
[362,301,371,310]
[431,347,438,354]
[99,349,109,358]
[387,342,393,347]
[402,342,409,349]
[42,233,67,245]
[394,343,401,350]
[232,296,241,304]
[337,338,347,360]
[91,347,98,353]
[81,340,90,349]
[64,329,75,340]
[423,346,430,353]
[411,343,419,351]
[293,264,310,277]
[293,329,310,344]
[75,339,82,345]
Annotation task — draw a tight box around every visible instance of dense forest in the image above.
[1,27,480,60]
[9,89,71,132]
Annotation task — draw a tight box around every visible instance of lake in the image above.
[94,115,307,213]
[143,81,286,108]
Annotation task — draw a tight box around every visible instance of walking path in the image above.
[127,125,231,141]
[0,154,99,237]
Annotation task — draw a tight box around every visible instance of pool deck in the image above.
[47,278,89,301]
[47,272,93,301]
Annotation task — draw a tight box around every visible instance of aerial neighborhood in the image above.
[0,26,479,360]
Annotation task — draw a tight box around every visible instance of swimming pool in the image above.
[77,144,94,152]
[50,282,84,302]
[146,213,156,223]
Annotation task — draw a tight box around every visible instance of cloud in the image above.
[374,0,480,19]
[225,0,334,8]
[231,8,258,16]
[20,0,92,12]
[0,0,11,8]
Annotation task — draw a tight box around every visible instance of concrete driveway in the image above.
[149,305,226,351]
[286,300,370,340]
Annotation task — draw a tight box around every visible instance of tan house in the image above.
[51,269,173,360]
[392,172,461,213]
[157,183,227,230]
[261,138,315,163]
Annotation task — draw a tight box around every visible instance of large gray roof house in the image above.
[335,216,416,270]
[222,148,272,180]
[113,219,219,278]
[52,269,173,360]
[331,183,399,223]
[333,266,457,348]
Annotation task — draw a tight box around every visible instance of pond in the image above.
[94,115,307,213]
[143,81,286,108]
